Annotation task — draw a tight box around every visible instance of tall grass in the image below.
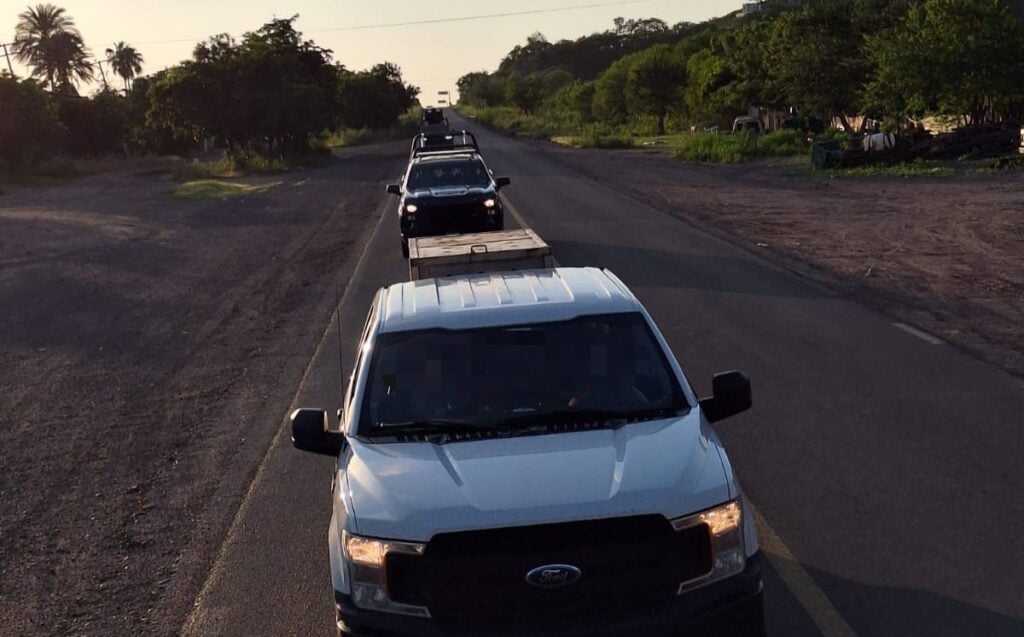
[327,110,421,148]
[673,129,808,163]
[172,153,288,182]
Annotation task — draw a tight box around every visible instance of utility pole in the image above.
[1,43,15,76]
[96,58,109,91]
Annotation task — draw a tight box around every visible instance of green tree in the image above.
[337,63,419,129]
[626,44,687,134]
[57,90,128,157]
[105,42,144,93]
[148,17,343,156]
[768,0,867,131]
[457,71,507,106]
[12,4,93,93]
[554,80,596,123]
[681,20,775,128]
[593,55,636,124]
[0,76,65,173]
[505,74,545,113]
[866,0,1024,125]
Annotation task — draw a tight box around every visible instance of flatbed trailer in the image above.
[408,229,553,280]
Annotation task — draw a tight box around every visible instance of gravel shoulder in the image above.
[531,142,1024,376]
[0,144,402,635]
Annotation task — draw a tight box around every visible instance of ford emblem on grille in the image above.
[525,564,582,589]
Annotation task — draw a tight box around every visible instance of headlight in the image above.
[483,198,496,208]
[405,204,418,214]
[342,531,429,617]
[671,500,746,593]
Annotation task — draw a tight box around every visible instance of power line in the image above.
[125,0,656,45]
[311,0,656,33]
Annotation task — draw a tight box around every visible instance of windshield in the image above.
[358,313,687,437]
[407,159,491,190]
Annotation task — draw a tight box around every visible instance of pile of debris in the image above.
[911,122,1021,160]
[811,121,1021,169]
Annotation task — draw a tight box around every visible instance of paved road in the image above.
[183,114,1024,636]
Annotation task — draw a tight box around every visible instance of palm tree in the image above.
[47,30,94,94]
[12,4,93,92]
[105,41,144,93]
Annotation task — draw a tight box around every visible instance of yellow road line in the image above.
[752,505,860,637]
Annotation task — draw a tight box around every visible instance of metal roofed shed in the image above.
[408,229,553,281]
[378,267,640,333]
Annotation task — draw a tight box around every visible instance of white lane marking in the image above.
[892,322,945,345]
[502,194,530,231]
[179,194,393,635]
[751,505,860,637]
[503,195,560,267]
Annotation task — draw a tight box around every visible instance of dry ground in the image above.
[0,145,402,635]
[539,144,1024,376]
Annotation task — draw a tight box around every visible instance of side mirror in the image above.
[698,371,752,423]
[386,183,402,196]
[291,408,346,457]
[494,176,511,190]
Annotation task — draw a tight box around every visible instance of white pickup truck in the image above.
[292,265,765,636]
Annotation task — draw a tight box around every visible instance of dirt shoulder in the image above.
[0,143,403,635]
[530,141,1024,376]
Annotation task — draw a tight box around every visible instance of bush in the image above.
[460,105,553,138]
[758,129,808,156]
[673,129,809,163]
[0,77,66,176]
[574,124,634,149]
[171,152,287,181]
[674,131,759,163]
[57,92,129,158]
[813,128,854,150]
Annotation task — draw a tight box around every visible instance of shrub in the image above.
[758,129,808,156]
[0,77,66,175]
[673,129,809,163]
[674,131,759,163]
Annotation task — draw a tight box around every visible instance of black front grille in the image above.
[410,203,492,236]
[387,515,711,631]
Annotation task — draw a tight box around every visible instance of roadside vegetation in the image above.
[0,5,419,183]
[172,179,281,200]
[456,0,1024,167]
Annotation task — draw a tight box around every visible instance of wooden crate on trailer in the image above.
[409,229,554,280]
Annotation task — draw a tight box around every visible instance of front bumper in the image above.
[400,207,503,240]
[336,552,764,636]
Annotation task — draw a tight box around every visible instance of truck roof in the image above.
[377,267,641,334]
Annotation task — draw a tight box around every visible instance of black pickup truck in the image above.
[386,146,510,258]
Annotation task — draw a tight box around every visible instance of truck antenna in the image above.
[335,277,345,401]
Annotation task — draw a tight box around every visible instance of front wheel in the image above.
[401,238,409,259]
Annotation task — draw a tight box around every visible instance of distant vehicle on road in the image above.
[386,147,510,257]
[291,267,765,637]
[420,106,450,134]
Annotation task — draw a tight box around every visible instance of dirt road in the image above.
[0,145,403,635]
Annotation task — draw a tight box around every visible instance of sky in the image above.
[3,0,746,101]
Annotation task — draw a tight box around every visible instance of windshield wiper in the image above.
[501,407,680,428]
[372,418,503,437]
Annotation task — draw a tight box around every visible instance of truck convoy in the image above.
[292,107,765,636]
[387,131,510,258]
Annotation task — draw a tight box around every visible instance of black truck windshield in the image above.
[358,313,688,436]
[407,160,491,190]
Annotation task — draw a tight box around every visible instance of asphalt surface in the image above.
[182,114,1024,636]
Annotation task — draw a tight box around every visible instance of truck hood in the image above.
[406,186,495,201]
[344,413,731,542]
